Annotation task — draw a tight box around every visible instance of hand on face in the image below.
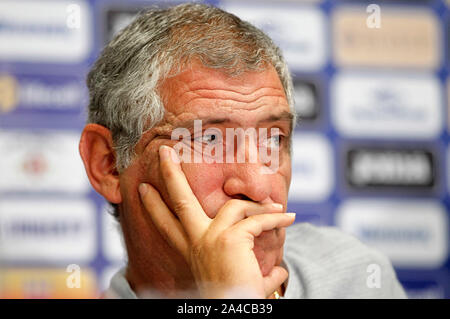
[79,64,294,296]
[138,145,295,299]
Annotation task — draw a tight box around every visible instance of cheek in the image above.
[138,150,162,187]
[277,155,291,204]
[280,152,291,179]
[181,162,226,218]
[119,151,160,207]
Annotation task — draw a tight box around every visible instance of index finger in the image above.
[159,145,211,240]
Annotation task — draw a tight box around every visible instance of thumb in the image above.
[262,265,288,298]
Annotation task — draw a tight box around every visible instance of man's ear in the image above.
[79,124,122,204]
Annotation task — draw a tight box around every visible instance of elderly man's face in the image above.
[118,61,293,278]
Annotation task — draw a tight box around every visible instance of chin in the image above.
[253,229,286,277]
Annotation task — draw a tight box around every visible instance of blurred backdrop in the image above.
[0,0,448,299]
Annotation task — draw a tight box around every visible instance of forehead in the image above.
[157,62,291,127]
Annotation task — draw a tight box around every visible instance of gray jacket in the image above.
[103,222,407,299]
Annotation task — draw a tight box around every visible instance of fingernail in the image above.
[286,212,296,218]
[139,183,149,196]
[159,145,180,164]
[271,203,283,210]
[159,145,170,161]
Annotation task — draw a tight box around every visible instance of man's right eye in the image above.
[194,134,216,144]
[193,130,223,145]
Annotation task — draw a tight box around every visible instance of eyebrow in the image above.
[259,111,295,125]
[171,110,295,131]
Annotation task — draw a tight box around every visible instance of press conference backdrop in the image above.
[0,0,448,299]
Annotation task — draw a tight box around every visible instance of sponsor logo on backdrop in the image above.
[102,205,127,262]
[0,199,96,262]
[346,147,435,189]
[331,72,442,139]
[0,130,89,193]
[336,199,448,268]
[0,74,17,113]
[448,78,450,131]
[333,7,440,69]
[293,79,319,122]
[0,0,91,63]
[0,73,85,114]
[221,4,326,71]
[288,133,333,202]
[0,268,97,298]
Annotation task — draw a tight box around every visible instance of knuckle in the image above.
[228,198,242,206]
[160,160,175,178]
[252,213,271,221]
[223,199,239,210]
[246,217,262,233]
[190,241,205,260]
[173,199,192,213]
[217,231,235,248]
[201,237,215,252]
[221,199,246,216]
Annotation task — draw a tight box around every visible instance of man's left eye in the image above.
[270,135,281,147]
[261,135,282,148]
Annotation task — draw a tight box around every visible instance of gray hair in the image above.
[87,3,294,174]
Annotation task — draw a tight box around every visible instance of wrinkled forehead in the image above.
[156,62,293,130]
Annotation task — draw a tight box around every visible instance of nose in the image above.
[223,165,273,203]
[222,134,273,203]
